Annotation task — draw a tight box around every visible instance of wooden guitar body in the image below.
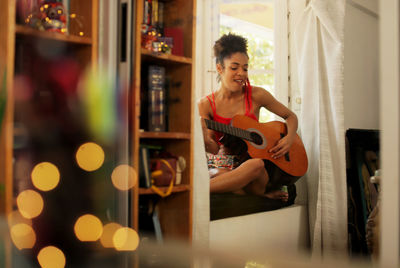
[205,115,308,177]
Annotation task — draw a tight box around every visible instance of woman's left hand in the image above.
[269,135,294,159]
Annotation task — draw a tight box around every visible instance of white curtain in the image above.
[294,0,347,256]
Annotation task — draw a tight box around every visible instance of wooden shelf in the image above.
[139,184,190,195]
[133,0,195,242]
[139,131,191,139]
[15,25,92,45]
[141,48,192,65]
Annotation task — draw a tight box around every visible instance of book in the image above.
[164,27,184,56]
[147,65,166,132]
[138,197,163,246]
[143,0,151,25]
[152,204,163,243]
[151,0,158,27]
[139,146,152,188]
[62,0,70,33]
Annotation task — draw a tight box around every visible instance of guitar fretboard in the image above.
[204,119,253,142]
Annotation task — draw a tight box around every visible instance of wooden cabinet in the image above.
[0,0,98,209]
[0,1,99,266]
[0,1,194,265]
[131,0,195,241]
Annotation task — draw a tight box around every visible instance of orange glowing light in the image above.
[17,190,44,219]
[31,162,60,191]
[111,165,137,191]
[10,223,36,250]
[74,214,103,242]
[113,227,139,251]
[37,246,66,268]
[100,222,122,248]
[7,210,32,227]
[75,142,105,171]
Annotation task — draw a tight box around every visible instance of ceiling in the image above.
[219,2,274,29]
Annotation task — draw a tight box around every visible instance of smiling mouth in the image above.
[234,79,245,85]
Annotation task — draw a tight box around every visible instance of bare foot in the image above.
[264,190,289,202]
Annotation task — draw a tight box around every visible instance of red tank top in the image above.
[206,84,258,143]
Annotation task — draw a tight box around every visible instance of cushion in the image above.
[210,184,296,220]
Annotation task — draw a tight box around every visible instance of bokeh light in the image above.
[100,222,122,248]
[17,190,44,219]
[113,227,139,251]
[7,210,32,227]
[75,142,105,171]
[111,165,137,191]
[31,162,60,191]
[10,223,36,250]
[74,214,103,242]
[37,246,66,268]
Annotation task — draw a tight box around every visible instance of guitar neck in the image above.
[204,118,253,142]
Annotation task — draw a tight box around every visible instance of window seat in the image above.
[209,203,309,254]
[210,184,296,221]
[209,183,309,254]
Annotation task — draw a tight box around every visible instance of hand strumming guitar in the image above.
[269,134,295,159]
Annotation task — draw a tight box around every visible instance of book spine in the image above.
[152,205,163,243]
[143,0,151,25]
[158,2,164,32]
[151,0,158,27]
[139,146,152,188]
[62,0,70,33]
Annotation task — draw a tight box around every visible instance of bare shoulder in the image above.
[252,86,273,98]
[251,86,274,106]
[198,94,213,118]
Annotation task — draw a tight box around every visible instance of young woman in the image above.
[198,33,299,200]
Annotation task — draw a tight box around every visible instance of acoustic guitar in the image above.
[204,114,308,177]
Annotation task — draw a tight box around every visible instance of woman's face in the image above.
[218,52,249,92]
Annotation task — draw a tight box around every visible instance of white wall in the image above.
[343,0,379,130]
[379,0,400,266]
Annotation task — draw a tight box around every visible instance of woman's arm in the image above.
[198,97,220,154]
[253,87,298,159]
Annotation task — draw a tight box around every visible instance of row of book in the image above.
[141,0,184,55]
[143,0,164,30]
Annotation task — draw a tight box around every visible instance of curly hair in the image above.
[213,33,248,65]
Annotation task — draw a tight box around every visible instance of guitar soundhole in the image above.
[250,132,263,145]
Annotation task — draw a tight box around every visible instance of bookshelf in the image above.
[0,0,99,266]
[132,0,195,241]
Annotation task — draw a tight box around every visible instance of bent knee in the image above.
[245,158,265,173]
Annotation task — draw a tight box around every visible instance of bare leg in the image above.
[210,158,268,196]
[210,158,290,201]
